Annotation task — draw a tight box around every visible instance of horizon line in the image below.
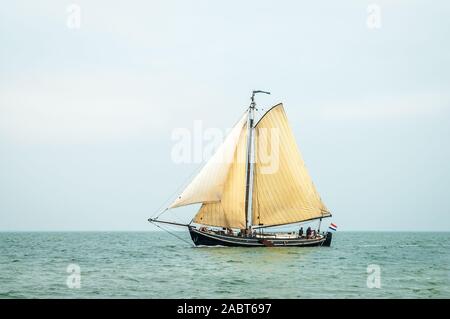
[0,230,449,233]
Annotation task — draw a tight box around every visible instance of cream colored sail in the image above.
[193,121,248,228]
[252,104,330,227]
[169,112,247,210]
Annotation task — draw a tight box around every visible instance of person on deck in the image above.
[306,227,312,239]
[299,227,304,238]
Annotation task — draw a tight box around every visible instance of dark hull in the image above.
[189,227,332,247]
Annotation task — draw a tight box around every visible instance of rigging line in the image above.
[155,208,169,220]
[151,221,195,247]
[255,109,265,124]
[150,165,203,219]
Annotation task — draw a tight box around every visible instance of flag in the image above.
[328,223,337,231]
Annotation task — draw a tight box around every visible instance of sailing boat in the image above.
[149,91,333,247]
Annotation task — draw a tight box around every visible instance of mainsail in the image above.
[252,104,330,227]
[168,103,330,229]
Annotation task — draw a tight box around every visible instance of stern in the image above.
[322,232,333,247]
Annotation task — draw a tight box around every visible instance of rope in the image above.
[255,108,265,123]
[150,166,202,220]
[155,208,169,220]
[151,221,195,247]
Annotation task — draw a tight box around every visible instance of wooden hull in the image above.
[189,227,332,247]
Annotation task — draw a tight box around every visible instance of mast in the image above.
[244,90,270,233]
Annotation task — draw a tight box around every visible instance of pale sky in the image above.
[1,1,449,231]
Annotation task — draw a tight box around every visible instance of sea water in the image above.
[0,231,449,298]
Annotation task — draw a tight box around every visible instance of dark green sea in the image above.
[0,232,449,298]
